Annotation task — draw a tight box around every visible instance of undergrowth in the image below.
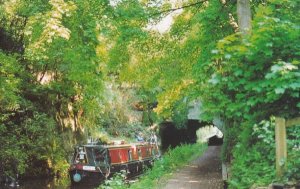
[229,117,300,189]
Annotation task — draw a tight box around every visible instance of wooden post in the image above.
[275,117,287,177]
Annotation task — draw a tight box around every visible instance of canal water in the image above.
[1,177,102,189]
[0,175,138,189]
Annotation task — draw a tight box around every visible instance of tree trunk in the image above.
[237,0,251,35]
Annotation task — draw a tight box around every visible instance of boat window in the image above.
[85,147,95,165]
[75,147,87,164]
[128,149,132,161]
[138,148,142,158]
[152,147,156,156]
[94,148,105,162]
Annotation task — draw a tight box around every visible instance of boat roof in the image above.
[80,142,151,148]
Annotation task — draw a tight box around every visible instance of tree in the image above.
[237,0,251,35]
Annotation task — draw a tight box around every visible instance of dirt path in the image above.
[161,146,223,189]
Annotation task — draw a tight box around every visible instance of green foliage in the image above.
[229,118,300,188]
[203,0,299,122]
[1,0,299,186]
[0,110,64,176]
[21,0,106,128]
[0,0,157,178]
[197,0,300,187]
[0,0,111,177]
[107,0,149,71]
[187,0,300,164]
[99,170,127,189]
[116,0,237,123]
[285,125,300,182]
[0,51,20,111]
[229,118,276,188]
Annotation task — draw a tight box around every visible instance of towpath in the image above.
[161,145,223,189]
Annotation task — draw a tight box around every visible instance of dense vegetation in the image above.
[0,0,299,188]
[230,117,300,188]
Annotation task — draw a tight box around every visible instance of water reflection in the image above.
[1,177,101,189]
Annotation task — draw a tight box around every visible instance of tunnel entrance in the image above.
[208,135,223,146]
[159,121,223,150]
[159,119,210,151]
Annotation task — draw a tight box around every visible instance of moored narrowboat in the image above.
[69,140,160,184]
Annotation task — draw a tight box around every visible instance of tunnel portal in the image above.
[159,120,208,150]
[159,120,223,150]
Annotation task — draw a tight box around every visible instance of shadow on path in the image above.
[162,146,223,189]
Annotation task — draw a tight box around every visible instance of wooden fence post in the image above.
[275,117,287,177]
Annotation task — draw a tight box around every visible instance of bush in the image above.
[229,117,300,188]
[100,170,127,189]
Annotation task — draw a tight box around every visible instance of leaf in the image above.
[289,82,300,89]
[275,88,285,94]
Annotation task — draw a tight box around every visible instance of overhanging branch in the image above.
[152,0,209,16]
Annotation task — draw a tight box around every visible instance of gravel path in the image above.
[161,146,223,189]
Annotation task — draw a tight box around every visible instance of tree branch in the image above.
[152,0,209,16]
[39,64,48,83]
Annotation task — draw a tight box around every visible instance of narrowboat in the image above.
[69,140,160,184]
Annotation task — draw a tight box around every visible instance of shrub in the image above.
[229,117,300,188]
